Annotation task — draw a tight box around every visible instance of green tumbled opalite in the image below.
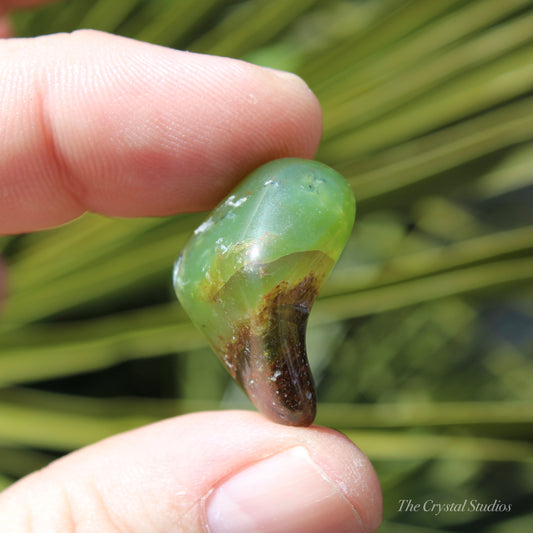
[173,158,355,426]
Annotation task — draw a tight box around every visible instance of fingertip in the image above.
[156,411,383,533]
[261,66,323,160]
[307,426,383,533]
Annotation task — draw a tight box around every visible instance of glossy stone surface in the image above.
[173,158,355,426]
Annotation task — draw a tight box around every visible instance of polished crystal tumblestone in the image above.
[173,158,355,426]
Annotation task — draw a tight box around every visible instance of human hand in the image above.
[1,412,382,532]
[0,10,382,533]
[0,29,321,233]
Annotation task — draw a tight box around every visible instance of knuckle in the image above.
[0,470,124,533]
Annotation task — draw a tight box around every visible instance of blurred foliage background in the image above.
[2,0,533,530]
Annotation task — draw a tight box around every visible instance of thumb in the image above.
[0,411,382,533]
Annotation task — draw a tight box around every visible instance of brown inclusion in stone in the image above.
[223,274,319,426]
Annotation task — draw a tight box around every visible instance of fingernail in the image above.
[262,67,316,96]
[264,67,304,84]
[206,446,364,533]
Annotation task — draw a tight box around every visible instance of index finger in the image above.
[0,30,322,234]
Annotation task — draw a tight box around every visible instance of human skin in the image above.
[0,5,383,532]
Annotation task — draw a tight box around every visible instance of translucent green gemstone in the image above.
[173,158,355,426]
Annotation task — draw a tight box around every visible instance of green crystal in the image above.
[173,158,355,426]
